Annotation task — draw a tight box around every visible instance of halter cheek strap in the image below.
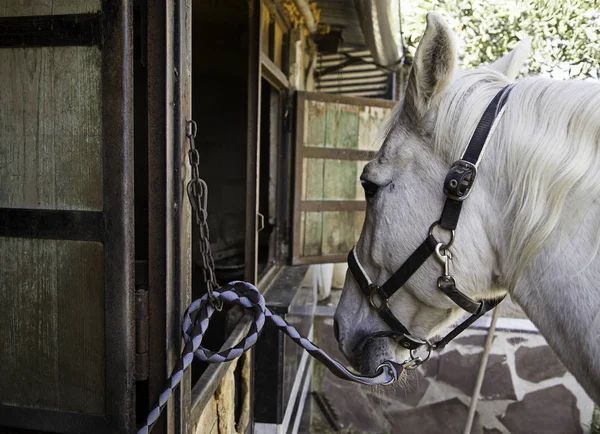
[347,85,512,357]
[440,86,513,230]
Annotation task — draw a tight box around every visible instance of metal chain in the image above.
[186,120,222,311]
[138,120,403,433]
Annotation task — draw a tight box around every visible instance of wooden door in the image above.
[0,1,135,432]
[292,92,396,264]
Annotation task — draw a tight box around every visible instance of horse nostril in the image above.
[333,318,340,341]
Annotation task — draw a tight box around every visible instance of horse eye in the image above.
[361,180,379,199]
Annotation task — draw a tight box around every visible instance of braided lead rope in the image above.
[138,281,401,433]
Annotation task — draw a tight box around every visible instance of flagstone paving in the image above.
[309,293,595,434]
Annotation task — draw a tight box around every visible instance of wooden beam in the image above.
[0,14,102,47]
[0,208,104,242]
[261,52,289,90]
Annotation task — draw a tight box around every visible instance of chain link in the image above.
[186,120,223,311]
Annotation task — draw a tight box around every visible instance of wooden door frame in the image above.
[144,0,193,432]
[0,1,135,432]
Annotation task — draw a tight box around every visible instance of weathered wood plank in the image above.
[57,240,104,414]
[322,211,359,255]
[0,0,100,17]
[0,236,59,409]
[325,104,359,149]
[358,106,392,150]
[303,158,324,200]
[0,238,104,413]
[324,159,357,200]
[0,46,102,210]
[303,211,322,256]
[303,100,327,147]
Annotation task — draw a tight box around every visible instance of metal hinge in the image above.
[135,261,149,381]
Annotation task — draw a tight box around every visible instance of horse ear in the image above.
[404,12,458,119]
[488,37,532,80]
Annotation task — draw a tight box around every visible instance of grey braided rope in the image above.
[138,281,401,434]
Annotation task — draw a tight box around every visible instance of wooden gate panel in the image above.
[0,238,105,414]
[0,46,102,210]
[0,1,134,432]
[293,92,395,264]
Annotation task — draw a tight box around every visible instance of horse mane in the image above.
[434,68,600,288]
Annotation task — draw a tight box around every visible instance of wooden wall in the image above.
[0,0,107,419]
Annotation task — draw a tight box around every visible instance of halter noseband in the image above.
[347,85,512,368]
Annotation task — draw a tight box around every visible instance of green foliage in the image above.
[400,0,600,79]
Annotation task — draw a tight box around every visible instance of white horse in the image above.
[334,11,600,404]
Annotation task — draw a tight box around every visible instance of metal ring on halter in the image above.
[403,344,433,370]
[376,362,398,385]
[369,284,390,311]
[429,220,455,250]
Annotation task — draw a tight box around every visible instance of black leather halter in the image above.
[347,85,512,361]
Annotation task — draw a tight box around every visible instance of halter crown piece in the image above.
[347,85,512,369]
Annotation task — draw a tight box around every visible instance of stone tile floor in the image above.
[308,293,596,434]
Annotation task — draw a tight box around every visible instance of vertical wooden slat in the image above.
[323,159,357,200]
[101,0,135,430]
[246,0,261,284]
[304,158,324,200]
[0,0,100,17]
[325,105,359,149]
[0,238,105,413]
[303,211,322,256]
[57,240,105,414]
[0,46,102,211]
[177,0,193,431]
[303,100,326,147]
[322,211,356,255]
[147,0,168,431]
[358,106,392,150]
[0,237,59,410]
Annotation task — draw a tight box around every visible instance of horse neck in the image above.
[509,226,600,404]
[474,77,600,402]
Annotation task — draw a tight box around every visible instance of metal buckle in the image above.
[402,344,433,370]
[396,333,428,350]
[368,284,390,311]
[376,362,398,385]
[429,221,455,250]
[443,160,477,201]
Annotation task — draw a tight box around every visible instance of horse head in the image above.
[334,12,531,375]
